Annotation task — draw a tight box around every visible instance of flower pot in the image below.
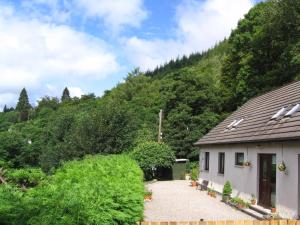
[144,195,152,201]
[251,199,256,205]
[222,196,230,203]
[271,207,276,213]
[237,203,245,209]
[191,181,197,187]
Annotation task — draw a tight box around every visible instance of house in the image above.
[195,81,300,219]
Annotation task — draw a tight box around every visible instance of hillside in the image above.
[0,0,299,172]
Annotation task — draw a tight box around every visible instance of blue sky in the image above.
[0,0,261,109]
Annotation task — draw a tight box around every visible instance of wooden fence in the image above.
[140,220,300,225]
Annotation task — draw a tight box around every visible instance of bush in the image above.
[24,155,144,225]
[131,141,175,180]
[190,167,199,181]
[222,181,232,199]
[0,184,25,224]
[5,168,45,188]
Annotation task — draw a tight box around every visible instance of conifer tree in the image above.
[3,105,7,113]
[16,88,31,121]
[61,87,71,102]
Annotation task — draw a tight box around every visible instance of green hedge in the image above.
[0,155,144,225]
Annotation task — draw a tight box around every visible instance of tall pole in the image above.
[158,109,163,142]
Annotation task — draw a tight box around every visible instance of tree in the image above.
[16,88,31,121]
[37,96,59,111]
[131,141,175,180]
[61,87,71,102]
[221,0,300,111]
[3,105,7,113]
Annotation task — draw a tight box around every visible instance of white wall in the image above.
[199,141,300,219]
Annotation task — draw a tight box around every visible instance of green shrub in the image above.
[131,141,175,180]
[190,167,199,181]
[24,155,144,225]
[0,184,25,224]
[222,181,232,199]
[5,168,45,188]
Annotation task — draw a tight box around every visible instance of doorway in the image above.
[259,154,276,208]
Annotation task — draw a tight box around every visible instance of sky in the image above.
[0,0,262,109]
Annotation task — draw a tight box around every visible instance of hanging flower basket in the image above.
[244,161,251,167]
[278,162,286,172]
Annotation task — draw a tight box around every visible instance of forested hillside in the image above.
[0,0,299,173]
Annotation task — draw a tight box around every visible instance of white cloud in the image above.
[125,0,253,70]
[0,93,18,110]
[75,0,147,31]
[0,4,120,109]
[69,87,84,97]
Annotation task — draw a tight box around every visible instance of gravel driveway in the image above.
[144,180,254,221]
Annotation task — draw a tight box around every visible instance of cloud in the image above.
[0,4,119,109]
[125,0,253,70]
[74,0,147,32]
[69,87,85,97]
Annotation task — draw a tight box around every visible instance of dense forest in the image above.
[0,0,299,223]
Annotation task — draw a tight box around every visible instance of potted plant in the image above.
[207,187,212,195]
[271,203,276,213]
[244,161,251,167]
[222,181,232,203]
[250,194,256,205]
[230,197,248,209]
[190,167,198,187]
[278,162,286,172]
[144,190,152,201]
[211,188,217,198]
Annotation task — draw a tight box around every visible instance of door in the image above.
[259,154,273,207]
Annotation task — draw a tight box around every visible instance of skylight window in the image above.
[227,120,237,129]
[271,107,286,120]
[285,104,300,117]
[232,118,244,128]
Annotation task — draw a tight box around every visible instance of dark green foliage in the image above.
[61,87,71,102]
[131,141,175,180]
[36,96,59,112]
[221,0,300,110]
[222,181,232,199]
[16,88,31,121]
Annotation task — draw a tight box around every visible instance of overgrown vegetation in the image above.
[0,155,144,225]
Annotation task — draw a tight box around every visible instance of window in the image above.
[235,152,244,166]
[271,107,286,120]
[218,152,225,174]
[204,152,209,171]
[232,118,244,128]
[285,104,300,117]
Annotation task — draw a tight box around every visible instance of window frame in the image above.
[218,152,225,174]
[235,152,244,166]
[204,152,210,171]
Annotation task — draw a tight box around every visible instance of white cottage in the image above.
[195,81,300,219]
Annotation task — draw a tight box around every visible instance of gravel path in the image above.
[144,180,254,221]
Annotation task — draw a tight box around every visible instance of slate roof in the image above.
[195,81,300,146]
